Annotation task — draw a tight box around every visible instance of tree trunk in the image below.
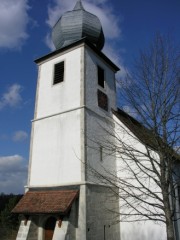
[163,190,175,240]
[166,217,175,240]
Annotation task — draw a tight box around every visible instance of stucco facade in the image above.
[112,113,172,240]
[28,42,118,188]
[29,46,83,186]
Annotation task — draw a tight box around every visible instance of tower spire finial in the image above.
[73,0,84,10]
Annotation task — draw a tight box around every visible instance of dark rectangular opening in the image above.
[98,66,105,88]
[97,89,108,111]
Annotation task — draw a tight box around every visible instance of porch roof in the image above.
[12,190,79,214]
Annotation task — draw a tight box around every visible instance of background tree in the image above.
[0,194,22,240]
[89,34,180,240]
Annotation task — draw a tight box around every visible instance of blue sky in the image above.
[0,0,179,194]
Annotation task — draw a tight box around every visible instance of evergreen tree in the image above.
[0,194,22,240]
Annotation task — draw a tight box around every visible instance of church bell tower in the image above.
[13,1,120,239]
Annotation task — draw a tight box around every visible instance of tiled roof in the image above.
[112,108,180,161]
[112,108,157,149]
[12,190,79,214]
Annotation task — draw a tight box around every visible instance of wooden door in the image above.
[44,217,56,240]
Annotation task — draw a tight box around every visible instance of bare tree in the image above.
[88,34,180,240]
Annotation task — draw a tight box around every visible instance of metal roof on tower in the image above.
[52,0,105,50]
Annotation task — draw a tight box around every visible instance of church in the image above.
[13,1,120,239]
[12,1,179,240]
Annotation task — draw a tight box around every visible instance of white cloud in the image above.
[85,0,121,40]
[0,130,28,142]
[0,155,23,171]
[0,0,30,49]
[0,155,27,194]
[45,0,121,48]
[0,84,23,110]
[12,130,28,142]
[45,33,55,51]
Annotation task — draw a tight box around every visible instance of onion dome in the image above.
[52,0,105,50]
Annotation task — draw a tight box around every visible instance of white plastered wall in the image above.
[113,114,167,240]
[83,47,120,239]
[85,111,117,182]
[28,46,84,186]
[35,48,82,119]
[84,47,117,181]
[29,110,82,186]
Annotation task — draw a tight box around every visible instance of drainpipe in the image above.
[104,225,106,240]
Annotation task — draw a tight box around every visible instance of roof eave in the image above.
[34,38,120,72]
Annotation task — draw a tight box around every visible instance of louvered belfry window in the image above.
[53,61,64,84]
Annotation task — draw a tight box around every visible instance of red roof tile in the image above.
[12,190,79,214]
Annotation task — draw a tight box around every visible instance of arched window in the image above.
[44,217,56,240]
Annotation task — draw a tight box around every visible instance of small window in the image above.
[53,61,64,84]
[97,90,108,111]
[98,66,105,88]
